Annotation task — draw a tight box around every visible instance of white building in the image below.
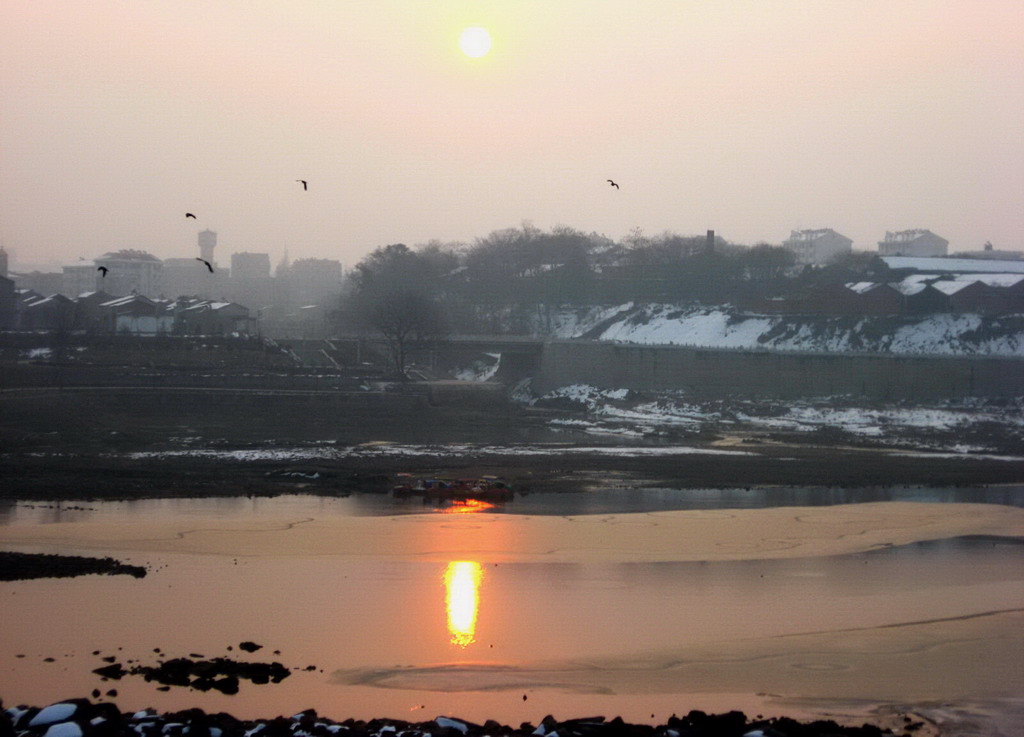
[878,229,948,257]
[781,229,853,265]
[62,262,99,297]
[94,250,162,296]
[160,257,221,299]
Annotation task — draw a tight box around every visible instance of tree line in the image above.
[335,223,877,372]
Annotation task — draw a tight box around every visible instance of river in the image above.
[1,487,1022,733]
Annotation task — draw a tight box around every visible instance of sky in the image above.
[2,0,1022,271]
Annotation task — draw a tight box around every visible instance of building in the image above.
[73,290,118,332]
[98,294,173,334]
[62,262,99,297]
[10,270,63,295]
[880,255,1024,274]
[19,293,75,331]
[281,257,343,306]
[929,280,990,313]
[160,257,220,299]
[877,229,948,257]
[782,229,853,265]
[952,242,1023,261]
[0,275,15,329]
[176,300,252,335]
[897,283,948,315]
[230,252,271,281]
[94,250,162,296]
[198,230,217,266]
[844,282,903,315]
[0,247,8,277]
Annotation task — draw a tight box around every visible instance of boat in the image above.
[392,474,513,500]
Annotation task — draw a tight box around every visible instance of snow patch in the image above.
[554,303,1024,356]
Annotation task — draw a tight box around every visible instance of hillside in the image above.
[547,304,1024,356]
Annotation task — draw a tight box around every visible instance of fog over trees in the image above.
[334,224,864,345]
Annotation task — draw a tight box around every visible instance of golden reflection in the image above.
[439,499,496,514]
[444,561,483,647]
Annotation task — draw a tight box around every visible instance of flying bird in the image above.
[185,212,197,219]
[607,179,619,189]
[296,179,308,191]
[196,258,214,273]
[97,266,108,277]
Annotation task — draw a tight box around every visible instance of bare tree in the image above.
[340,244,447,375]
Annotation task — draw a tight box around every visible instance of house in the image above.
[98,294,173,335]
[894,273,1024,315]
[0,275,16,330]
[801,282,861,314]
[73,290,118,332]
[877,230,949,257]
[928,280,990,313]
[176,300,251,335]
[897,283,949,315]
[19,294,75,331]
[782,229,853,265]
[845,282,902,315]
[972,274,1024,314]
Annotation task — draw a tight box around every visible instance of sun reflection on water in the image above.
[438,499,497,514]
[444,561,483,647]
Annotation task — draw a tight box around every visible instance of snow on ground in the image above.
[528,383,1024,454]
[453,353,501,381]
[543,303,634,338]
[599,306,775,348]
[122,443,756,461]
[551,303,1024,356]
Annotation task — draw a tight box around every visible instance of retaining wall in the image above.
[537,341,1024,399]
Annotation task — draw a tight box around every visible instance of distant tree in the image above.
[340,244,447,375]
[738,244,796,282]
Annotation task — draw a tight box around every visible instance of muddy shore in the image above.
[0,551,147,581]
[2,441,1021,502]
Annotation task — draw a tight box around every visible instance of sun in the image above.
[459,26,492,58]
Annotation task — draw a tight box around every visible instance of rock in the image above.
[238,642,263,653]
[29,703,79,727]
[435,718,469,734]
[42,723,83,737]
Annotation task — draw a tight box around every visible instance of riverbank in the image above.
[2,440,1022,502]
[1,699,913,737]
[3,503,1021,736]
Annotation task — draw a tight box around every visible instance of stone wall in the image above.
[538,341,1024,399]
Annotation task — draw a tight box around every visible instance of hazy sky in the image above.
[2,0,1022,270]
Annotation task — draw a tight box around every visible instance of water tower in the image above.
[198,230,217,265]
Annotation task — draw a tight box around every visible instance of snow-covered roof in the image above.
[846,281,882,294]
[786,228,849,242]
[895,273,1024,293]
[930,280,985,296]
[25,294,70,307]
[100,294,155,308]
[96,250,162,263]
[881,256,1024,274]
[893,282,929,296]
[879,229,946,244]
[968,274,1024,288]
